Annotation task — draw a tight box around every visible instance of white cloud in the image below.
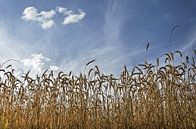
[40,20,55,29]
[22,6,56,29]
[56,6,67,13]
[63,9,86,25]
[21,53,50,72]
[22,6,86,28]
[39,10,56,19]
[56,6,73,15]
[21,53,60,76]
[56,7,85,25]
[22,7,38,21]
[49,65,59,71]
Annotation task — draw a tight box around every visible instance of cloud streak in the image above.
[57,1,129,75]
[0,26,60,75]
[179,26,196,54]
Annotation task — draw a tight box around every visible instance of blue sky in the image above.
[0,0,196,75]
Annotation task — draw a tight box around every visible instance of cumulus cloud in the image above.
[63,9,86,25]
[49,65,59,71]
[56,6,86,25]
[21,53,60,75]
[21,53,50,72]
[21,7,38,21]
[56,6,66,13]
[40,20,55,29]
[22,6,56,29]
[22,6,86,28]
[56,7,72,15]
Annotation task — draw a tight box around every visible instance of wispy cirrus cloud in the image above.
[179,26,196,54]
[57,1,128,75]
[0,24,60,75]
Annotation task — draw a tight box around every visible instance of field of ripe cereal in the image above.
[0,50,195,129]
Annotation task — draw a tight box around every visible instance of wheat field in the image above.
[0,50,195,129]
